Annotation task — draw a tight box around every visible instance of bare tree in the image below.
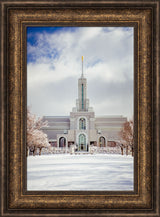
[119,120,134,156]
[27,109,50,156]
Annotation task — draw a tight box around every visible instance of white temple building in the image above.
[42,58,127,152]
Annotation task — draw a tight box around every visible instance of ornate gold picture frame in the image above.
[0,0,159,216]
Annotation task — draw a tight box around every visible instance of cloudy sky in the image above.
[27,27,133,119]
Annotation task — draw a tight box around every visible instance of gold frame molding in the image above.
[0,0,159,216]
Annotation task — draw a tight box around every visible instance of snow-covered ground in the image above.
[27,154,134,191]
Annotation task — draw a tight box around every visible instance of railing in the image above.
[39,146,132,155]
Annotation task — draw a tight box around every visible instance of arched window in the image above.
[79,134,86,145]
[79,134,86,151]
[59,137,66,148]
[79,118,86,130]
[99,136,105,147]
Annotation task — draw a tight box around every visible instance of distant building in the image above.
[42,58,127,152]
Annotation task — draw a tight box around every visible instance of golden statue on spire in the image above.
[81,56,84,77]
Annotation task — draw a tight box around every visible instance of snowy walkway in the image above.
[27,154,134,191]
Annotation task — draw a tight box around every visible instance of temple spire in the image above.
[81,56,84,78]
[76,56,90,112]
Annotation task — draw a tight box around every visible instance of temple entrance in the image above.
[99,136,105,147]
[78,134,87,151]
[59,137,66,148]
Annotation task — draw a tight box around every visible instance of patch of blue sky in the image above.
[102,27,113,32]
[27,26,78,45]
[27,51,36,63]
[27,26,80,63]
[102,26,133,32]
[27,48,60,64]
[122,27,133,31]
[27,26,133,64]
[86,58,103,68]
[27,35,61,63]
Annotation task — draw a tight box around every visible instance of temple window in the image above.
[79,118,86,130]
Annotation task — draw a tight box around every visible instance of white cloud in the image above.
[27,27,133,119]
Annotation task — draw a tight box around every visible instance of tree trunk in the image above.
[131,147,134,157]
[126,145,128,155]
[121,147,123,155]
[39,147,42,155]
[33,146,36,156]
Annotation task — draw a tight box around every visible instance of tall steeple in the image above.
[76,56,90,112]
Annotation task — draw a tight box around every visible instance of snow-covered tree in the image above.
[27,109,50,156]
[119,120,134,156]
